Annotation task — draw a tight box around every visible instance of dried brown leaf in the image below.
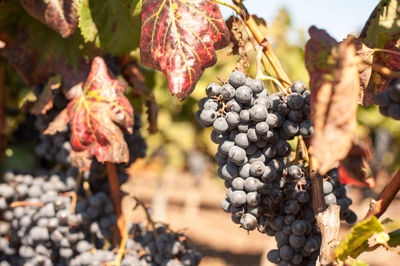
[306,28,360,174]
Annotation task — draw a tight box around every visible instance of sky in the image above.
[219,0,380,42]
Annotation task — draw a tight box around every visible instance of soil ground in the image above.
[122,163,400,266]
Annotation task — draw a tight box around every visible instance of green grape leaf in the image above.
[78,0,141,55]
[305,27,360,175]
[388,229,400,248]
[45,57,134,171]
[140,0,230,99]
[335,216,384,260]
[360,0,400,48]
[19,0,79,38]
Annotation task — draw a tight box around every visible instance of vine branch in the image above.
[361,59,400,79]
[0,66,4,155]
[364,168,400,220]
[106,162,125,239]
[230,0,292,87]
[316,204,340,266]
[310,155,326,214]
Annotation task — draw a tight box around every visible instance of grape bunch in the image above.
[0,171,201,266]
[196,71,313,229]
[375,79,400,120]
[263,166,356,266]
[196,71,356,265]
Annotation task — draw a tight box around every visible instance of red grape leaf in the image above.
[140,0,230,100]
[45,57,134,171]
[19,0,79,38]
[305,27,360,175]
[339,143,375,188]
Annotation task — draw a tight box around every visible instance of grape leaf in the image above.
[359,0,400,106]
[0,3,90,88]
[45,57,134,171]
[305,27,360,175]
[363,33,400,106]
[338,143,375,188]
[360,0,400,48]
[388,229,400,248]
[19,0,79,38]
[140,0,230,99]
[31,75,62,115]
[78,0,142,55]
[335,216,384,260]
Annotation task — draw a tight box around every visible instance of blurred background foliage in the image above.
[1,7,399,178]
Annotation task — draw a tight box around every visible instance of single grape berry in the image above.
[199,109,217,125]
[213,117,229,133]
[235,86,253,103]
[389,79,400,102]
[228,146,247,165]
[228,190,247,206]
[287,93,305,109]
[267,249,281,264]
[226,112,240,128]
[279,245,294,261]
[220,84,236,100]
[229,71,247,88]
[245,78,265,94]
[250,104,268,122]
[291,81,306,94]
[291,220,307,235]
[234,133,250,149]
[206,83,221,97]
[374,90,391,107]
[240,213,258,231]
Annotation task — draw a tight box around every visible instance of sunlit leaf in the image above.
[45,57,134,171]
[360,0,400,48]
[78,0,141,55]
[335,216,384,260]
[140,0,230,99]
